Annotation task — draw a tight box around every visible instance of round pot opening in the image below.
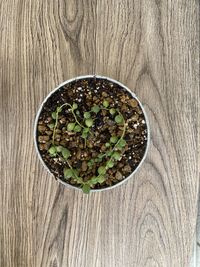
[34,75,150,193]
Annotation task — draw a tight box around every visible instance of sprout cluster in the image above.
[48,100,127,194]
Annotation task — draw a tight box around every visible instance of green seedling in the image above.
[85,118,93,128]
[115,114,124,124]
[109,108,116,115]
[84,112,91,119]
[98,166,106,175]
[47,101,127,194]
[72,103,78,110]
[51,112,57,120]
[64,168,74,179]
[110,136,118,144]
[106,160,114,168]
[91,105,100,113]
[61,148,71,159]
[74,125,82,132]
[47,123,55,129]
[56,146,63,152]
[112,151,121,161]
[67,122,76,131]
[117,138,126,148]
[103,100,109,108]
[105,142,110,148]
[82,184,91,194]
[48,146,57,156]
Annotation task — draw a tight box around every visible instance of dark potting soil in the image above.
[36,77,148,190]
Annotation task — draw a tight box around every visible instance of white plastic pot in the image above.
[34,75,150,192]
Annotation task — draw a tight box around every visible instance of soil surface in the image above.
[36,77,148,190]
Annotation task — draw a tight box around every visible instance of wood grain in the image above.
[0,0,199,266]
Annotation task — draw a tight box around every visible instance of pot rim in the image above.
[34,74,150,192]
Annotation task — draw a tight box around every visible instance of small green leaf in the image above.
[115,114,124,124]
[91,105,100,113]
[72,103,78,110]
[98,154,104,159]
[87,162,92,169]
[103,100,109,108]
[47,123,55,129]
[57,107,62,112]
[109,108,116,115]
[74,125,82,132]
[112,151,121,161]
[115,146,123,151]
[61,148,71,159]
[117,139,127,148]
[105,142,111,148]
[81,132,88,139]
[82,184,91,194]
[83,127,90,133]
[51,112,57,120]
[107,160,114,168]
[56,145,63,152]
[106,150,113,157]
[67,122,76,131]
[110,136,118,144]
[82,128,89,139]
[88,176,98,185]
[82,128,90,138]
[74,179,84,184]
[88,159,95,169]
[98,166,106,175]
[48,146,57,155]
[84,112,91,119]
[96,175,106,183]
[64,168,73,179]
[85,118,93,127]
[71,169,80,179]
[76,110,80,115]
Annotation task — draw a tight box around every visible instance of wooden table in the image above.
[0,1,199,266]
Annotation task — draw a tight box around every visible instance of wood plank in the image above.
[95,1,199,266]
[0,0,199,266]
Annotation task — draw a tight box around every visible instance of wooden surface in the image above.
[0,1,199,267]
[190,197,200,267]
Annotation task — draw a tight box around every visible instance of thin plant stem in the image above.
[85,110,127,185]
[105,110,127,169]
[52,103,127,191]
[71,109,84,128]
[94,109,127,161]
[52,103,85,144]
[66,159,83,184]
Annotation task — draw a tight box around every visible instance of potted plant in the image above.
[34,75,149,193]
